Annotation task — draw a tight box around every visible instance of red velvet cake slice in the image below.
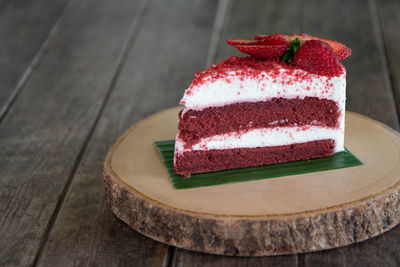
[174,33,351,177]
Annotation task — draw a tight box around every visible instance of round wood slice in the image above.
[103,107,400,256]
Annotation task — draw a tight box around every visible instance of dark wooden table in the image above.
[1,0,400,266]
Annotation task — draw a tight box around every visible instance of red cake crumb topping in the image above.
[189,57,292,91]
[191,56,284,86]
[187,55,344,96]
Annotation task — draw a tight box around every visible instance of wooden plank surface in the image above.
[300,231,400,267]
[378,0,400,122]
[214,0,301,62]
[0,0,9,13]
[173,0,301,264]
[35,0,219,266]
[0,0,399,266]
[301,0,400,265]
[0,0,71,119]
[0,0,147,266]
[172,251,298,267]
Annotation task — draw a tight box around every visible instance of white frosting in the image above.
[181,68,346,112]
[175,126,344,154]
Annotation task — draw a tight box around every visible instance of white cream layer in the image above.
[181,68,346,111]
[175,126,344,154]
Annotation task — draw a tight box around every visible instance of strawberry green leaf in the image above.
[281,38,301,63]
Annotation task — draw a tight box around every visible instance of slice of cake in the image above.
[174,33,351,177]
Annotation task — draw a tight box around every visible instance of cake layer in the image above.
[175,125,344,154]
[174,139,334,175]
[180,57,346,111]
[179,97,340,145]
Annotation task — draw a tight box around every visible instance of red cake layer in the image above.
[174,139,335,176]
[178,97,339,146]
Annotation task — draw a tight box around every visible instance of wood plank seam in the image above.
[205,0,230,67]
[297,253,304,267]
[0,0,9,14]
[30,0,154,265]
[298,0,303,32]
[296,1,303,264]
[369,0,400,130]
[375,0,400,128]
[0,0,79,125]
[162,246,176,267]
[166,0,230,262]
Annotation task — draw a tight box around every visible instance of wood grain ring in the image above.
[103,107,400,256]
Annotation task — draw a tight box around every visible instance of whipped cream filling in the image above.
[175,126,344,154]
[181,68,346,112]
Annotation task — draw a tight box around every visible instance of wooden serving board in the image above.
[103,107,400,256]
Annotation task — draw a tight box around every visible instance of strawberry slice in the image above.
[312,37,351,60]
[254,34,269,40]
[258,33,287,45]
[293,40,343,76]
[229,34,288,59]
[235,43,288,60]
[283,34,351,60]
[226,38,260,46]
[255,33,351,60]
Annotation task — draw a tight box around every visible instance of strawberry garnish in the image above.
[235,43,288,60]
[227,33,349,76]
[227,34,288,60]
[292,40,343,76]
[226,39,260,46]
[254,34,267,40]
[315,38,351,60]
[256,33,351,60]
[257,33,287,45]
[280,34,351,60]
[281,38,301,63]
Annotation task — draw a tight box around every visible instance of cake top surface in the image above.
[190,57,296,89]
[188,56,345,92]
